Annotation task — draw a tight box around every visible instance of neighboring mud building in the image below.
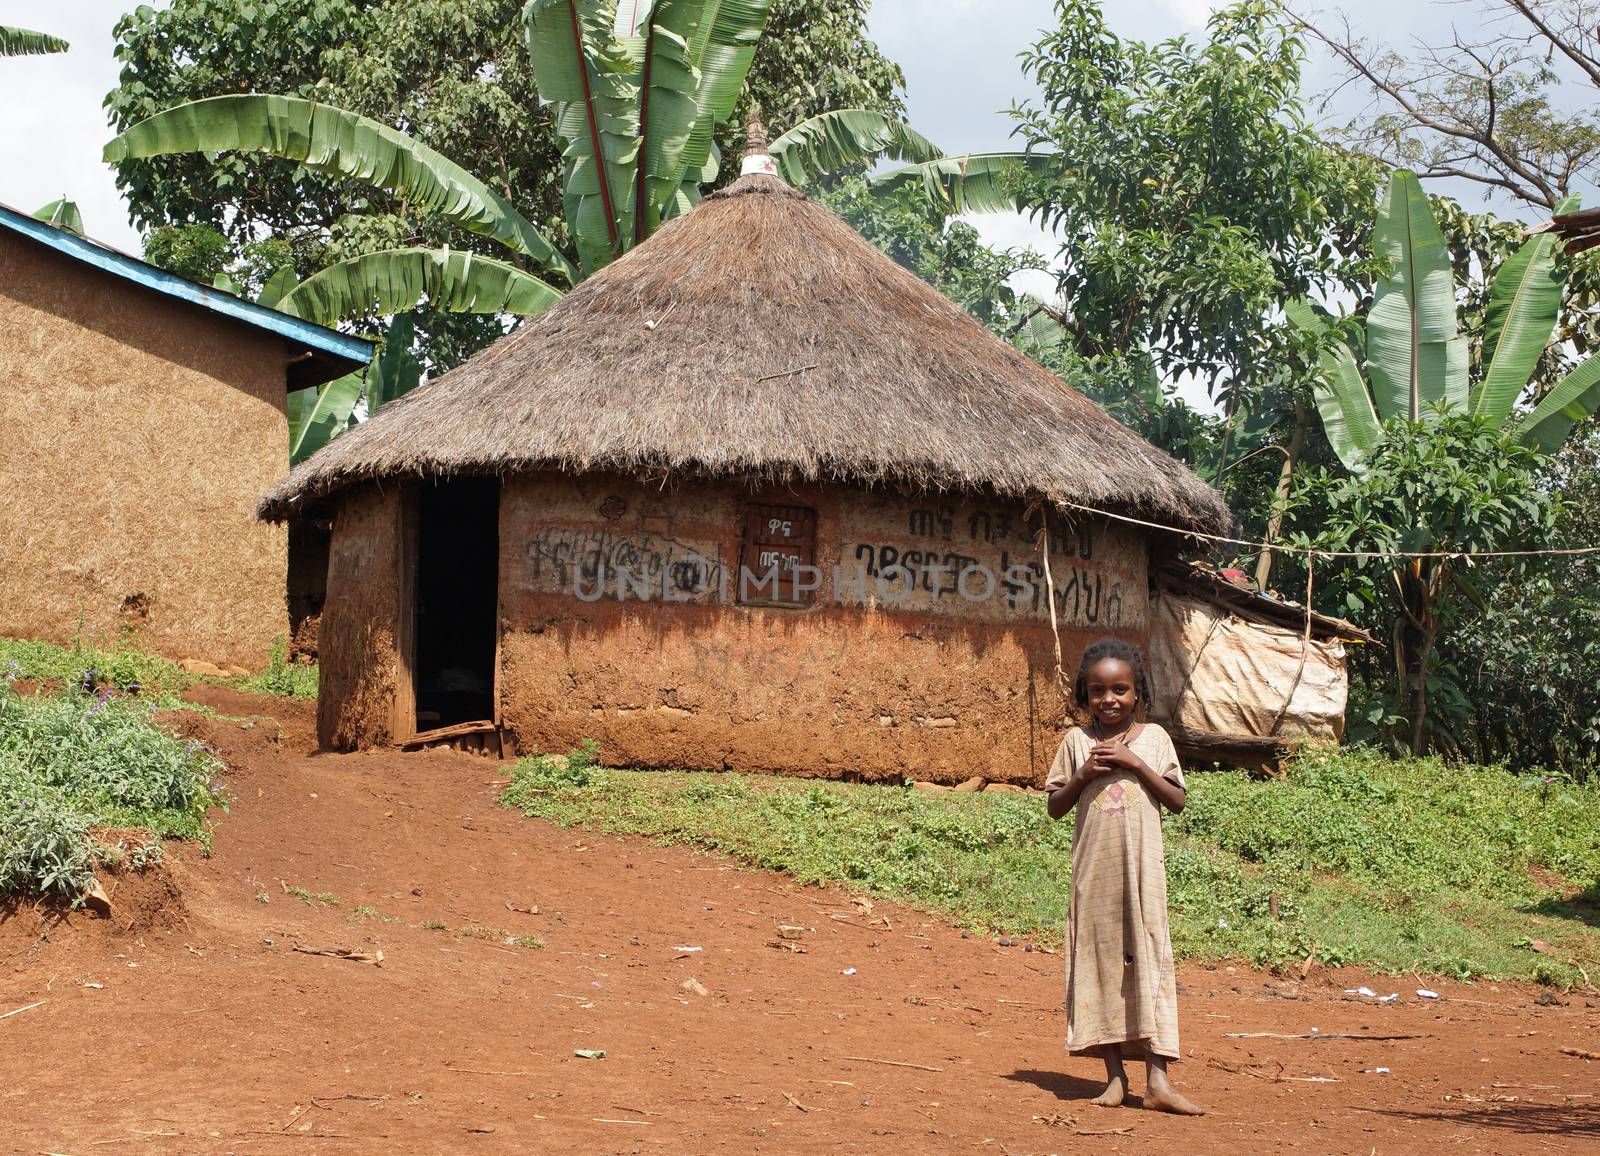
[0,204,369,669]
[260,143,1230,783]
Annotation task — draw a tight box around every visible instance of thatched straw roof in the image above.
[259,169,1228,535]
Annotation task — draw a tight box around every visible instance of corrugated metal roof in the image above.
[0,201,372,390]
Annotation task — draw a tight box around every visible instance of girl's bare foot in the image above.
[1143,1086,1205,1115]
[1090,1071,1127,1107]
[1144,1056,1205,1115]
[1091,1053,1128,1107]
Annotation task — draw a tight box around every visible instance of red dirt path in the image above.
[3,688,1597,1154]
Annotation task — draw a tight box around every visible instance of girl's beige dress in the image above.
[1044,723,1184,1059]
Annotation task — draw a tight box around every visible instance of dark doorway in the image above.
[414,477,499,731]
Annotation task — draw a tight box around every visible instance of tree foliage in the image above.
[1012,1,1381,394]
[1007,1,1381,562]
[1445,429,1600,773]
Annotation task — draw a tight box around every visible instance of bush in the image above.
[0,676,224,900]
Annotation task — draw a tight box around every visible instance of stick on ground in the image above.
[0,1000,46,1021]
[840,1055,944,1072]
[1223,1031,1424,1041]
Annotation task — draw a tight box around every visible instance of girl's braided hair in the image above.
[1072,638,1152,712]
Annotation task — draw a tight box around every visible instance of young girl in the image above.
[1045,638,1203,1115]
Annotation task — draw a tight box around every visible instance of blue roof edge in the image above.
[1,203,373,380]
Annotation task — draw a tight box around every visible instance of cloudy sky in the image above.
[0,0,1544,256]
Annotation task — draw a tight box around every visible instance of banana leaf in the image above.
[870,152,1055,215]
[275,247,563,327]
[630,0,703,239]
[672,0,776,203]
[367,314,422,413]
[288,371,364,464]
[1287,299,1382,475]
[32,198,83,236]
[256,265,300,310]
[526,0,643,272]
[1365,170,1463,422]
[105,94,576,284]
[0,26,68,55]
[1518,354,1600,454]
[1474,192,1579,421]
[768,110,941,188]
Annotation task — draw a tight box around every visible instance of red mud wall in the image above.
[318,484,405,750]
[497,472,1148,785]
[0,234,289,668]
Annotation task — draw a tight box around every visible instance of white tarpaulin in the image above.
[1147,590,1347,741]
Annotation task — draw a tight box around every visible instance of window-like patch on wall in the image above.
[738,504,818,606]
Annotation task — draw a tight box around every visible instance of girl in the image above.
[1044,638,1203,1115]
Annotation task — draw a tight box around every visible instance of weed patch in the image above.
[499,744,1600,984]
[236,637,317,700]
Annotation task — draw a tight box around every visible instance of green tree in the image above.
[1288,169,1600,754]
[1445,429,1600,775]
[1003,0,1382,574]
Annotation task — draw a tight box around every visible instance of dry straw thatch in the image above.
[260,169,1228,535]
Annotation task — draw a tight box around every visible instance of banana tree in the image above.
[288,315,422,465]
[1290,168,1600,754]
[1289,170,1600,473]
[0,26,68,56]
[102,0,1040,326]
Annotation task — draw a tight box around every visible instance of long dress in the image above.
[1044,722,1185,1059]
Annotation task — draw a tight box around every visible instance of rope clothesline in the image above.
[1054,499,1600,561]
[1031,495,1594,723]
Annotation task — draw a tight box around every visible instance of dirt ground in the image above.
[3,688,1596,1154]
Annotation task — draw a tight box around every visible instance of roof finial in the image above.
[740,107,779,179]
[744,110,768,157]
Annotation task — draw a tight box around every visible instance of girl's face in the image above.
[1084,657,1138,728]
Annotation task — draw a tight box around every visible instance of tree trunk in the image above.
[1255,399,1310,591]
[1397,561,1441,756]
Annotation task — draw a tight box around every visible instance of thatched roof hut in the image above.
[284,138,1230,782]
[261,173,1226,536]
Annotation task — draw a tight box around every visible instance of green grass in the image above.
[0,674,224,900]
[285,886,338,907]
[499,742,1600,986]
[0,635,319,703]
[0,636,191,705]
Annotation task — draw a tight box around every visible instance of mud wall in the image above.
[0,234,289,668]
[497,471,1149,785]
[317,483,407,750]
